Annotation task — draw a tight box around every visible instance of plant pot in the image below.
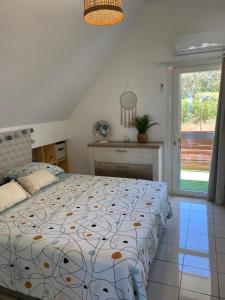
[137,133,148,143]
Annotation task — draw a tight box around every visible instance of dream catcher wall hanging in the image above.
[120,84,137,128]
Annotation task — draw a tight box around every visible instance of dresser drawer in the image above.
[94,147,153,165]
[56,142,66,160]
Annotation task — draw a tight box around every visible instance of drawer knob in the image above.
[116,150,127,153]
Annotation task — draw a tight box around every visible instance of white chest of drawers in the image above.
[88,142,163,181]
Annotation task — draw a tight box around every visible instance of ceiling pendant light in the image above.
[84,0,124,26]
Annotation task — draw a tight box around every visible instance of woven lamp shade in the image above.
[84,0,124,26]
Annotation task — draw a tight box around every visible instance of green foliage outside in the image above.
[181,71,221,125]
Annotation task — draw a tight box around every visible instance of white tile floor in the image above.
[0,196,225,300]
[147,196,225,300]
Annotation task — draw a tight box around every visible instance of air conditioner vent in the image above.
[175,31,225,56]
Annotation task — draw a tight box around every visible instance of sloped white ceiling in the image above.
[0,0,141,127]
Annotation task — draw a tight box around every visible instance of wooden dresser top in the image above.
[88,141,164,149]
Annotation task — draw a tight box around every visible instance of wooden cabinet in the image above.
[43,144,56,165]
[88,142,164,181]
[32,141,69,173]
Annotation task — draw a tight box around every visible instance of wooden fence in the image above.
[181,133,214,171]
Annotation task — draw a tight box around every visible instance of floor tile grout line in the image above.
[211,204,222,298]
[166,224,225,240]
[161,198,225,299]
[214,214,222,299]
[180,287,221,298]
[167,220,217,236]
[156,256,223,273]
[149,280,221,299]
[178,200,191,299]
[152,258,181,267]
[149,279,180,289]
[175,199,225,298]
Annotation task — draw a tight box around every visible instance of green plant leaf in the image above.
[131,114,159,133]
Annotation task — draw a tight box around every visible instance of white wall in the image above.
[0,121,69,148]
[0,0,139,128]
[68,0,225,190]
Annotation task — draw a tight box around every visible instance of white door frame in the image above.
[171,61,221,198]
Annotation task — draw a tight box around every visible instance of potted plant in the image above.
[132,114,159,143]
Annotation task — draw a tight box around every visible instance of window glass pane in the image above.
[180,70,221,132]
[179,69,221,193]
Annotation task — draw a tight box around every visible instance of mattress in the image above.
[0,174,171,300]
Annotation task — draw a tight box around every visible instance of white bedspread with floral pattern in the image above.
[0,175,171,300]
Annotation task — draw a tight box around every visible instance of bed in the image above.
[0,130,171,300]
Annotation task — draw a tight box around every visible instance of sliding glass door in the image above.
[173,64,221,197]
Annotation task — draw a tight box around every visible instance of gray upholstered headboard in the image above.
[0,129,33,184]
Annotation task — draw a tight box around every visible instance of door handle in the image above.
[173,138,181,146]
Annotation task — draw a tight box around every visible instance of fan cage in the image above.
[84,0,124,26]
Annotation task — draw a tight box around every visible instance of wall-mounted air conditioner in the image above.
[175,30,225,56]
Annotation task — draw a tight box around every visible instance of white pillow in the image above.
[0,181,29,213]
[18,169,59,194]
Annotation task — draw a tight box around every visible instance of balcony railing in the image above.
[180,131,214,171]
